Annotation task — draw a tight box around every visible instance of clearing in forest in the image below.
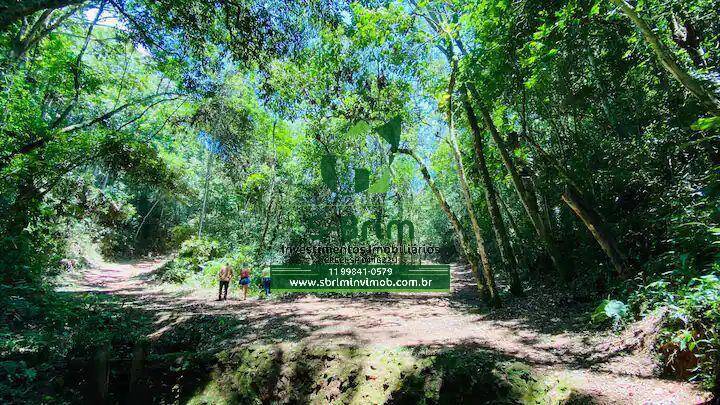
[58,258,711,404]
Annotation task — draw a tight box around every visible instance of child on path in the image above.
[261,267,271,297]
[239,267,251,300]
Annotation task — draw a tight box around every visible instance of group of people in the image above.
[217,264,272,301]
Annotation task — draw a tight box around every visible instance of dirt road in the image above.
[60,259,711,404]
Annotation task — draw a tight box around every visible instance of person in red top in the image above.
[238,267,251,300]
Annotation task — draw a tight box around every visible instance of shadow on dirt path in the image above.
[55,259,710,404]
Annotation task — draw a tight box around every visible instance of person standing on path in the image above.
[239,267,251,300]
[217,263,233,301]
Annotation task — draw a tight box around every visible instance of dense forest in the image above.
[1,0,719,403]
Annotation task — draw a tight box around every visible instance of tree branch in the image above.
[57,91,180,134]
[0,0,86,31]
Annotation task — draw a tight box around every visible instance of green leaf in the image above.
[604,300,628,320]
[691,116,720,131]
[354,167,370,193]
[348,121,370,138]
[592,299,628,323]
[320,154,338,191]
[368,166,391,194]
[591,299,610,323]
[374,116,402,151]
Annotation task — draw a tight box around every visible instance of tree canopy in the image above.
[1,0,720,401]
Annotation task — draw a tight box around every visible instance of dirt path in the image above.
[61,259,711,404]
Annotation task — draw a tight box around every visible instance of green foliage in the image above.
[170,223,197,248]
[0,285,154,403]
[591,299,629,328]
[158,237,221,282]
[629,264,720,387]
[189,251,252,288]
[156,236,260,289]
[691,116,720,131]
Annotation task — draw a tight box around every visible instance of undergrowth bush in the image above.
[0,284,154,403]
[158,237,222,282]
[590,299,630,331]
[628,262,720,388]
[157,238,258,291]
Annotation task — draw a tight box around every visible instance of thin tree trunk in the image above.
[135,197,159,240]
[399,147,487,297]
[446,59,499,305]
[532,174,554,234]
[609,0,720,115]
[497,193,531,272]
[101,171,109,189]
[257,119,279,257]
[522,130,627,275]
[466,84,572,281]
[267,205,284,252]
[561,185,626,276]
[712,351,720,400]
[462,90,523,295]
[198,149,213,238]
[256,193,276,256]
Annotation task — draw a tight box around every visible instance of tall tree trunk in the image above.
[399,147,487,298]
[522,130,627,276]
[256,193,276,257]
[466,84,573,281]
[198,149,213,238]
[561,186,626,276]
[134,197,159,240]
[462,91,523,295]
[609,0,720,115]
[497,193,531,273]
[452,28,622,278]
[411,8,540,284]
[446,60,499,306]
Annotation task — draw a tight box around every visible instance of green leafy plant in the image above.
[630,264,720,388]
[591,299,629,328]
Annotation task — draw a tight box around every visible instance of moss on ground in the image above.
[188,344,583,404]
